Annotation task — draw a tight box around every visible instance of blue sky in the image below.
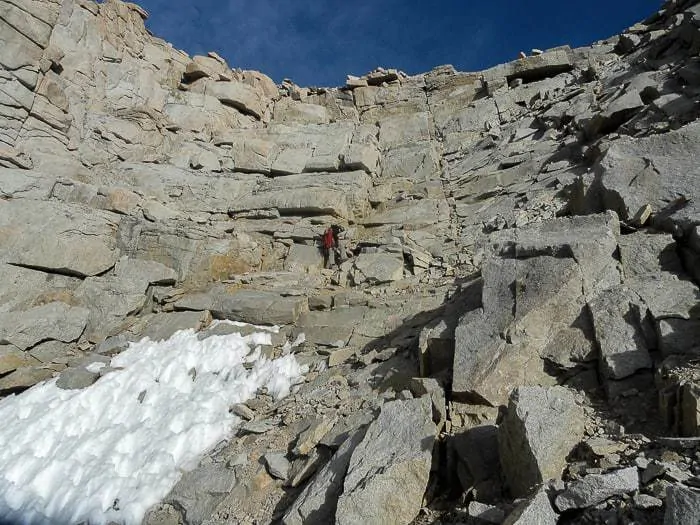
[137,0,662,87]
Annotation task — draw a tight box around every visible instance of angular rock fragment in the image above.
[263,452,290,481]
[554,467,639,511]
[175,287,307,326]
[283,427,367,525]
[0,302,89,350]
[336,397,437,525]
[664,485,700,525]
[588,285,652,381]
[503,487,557,525]
[498,386,584,497]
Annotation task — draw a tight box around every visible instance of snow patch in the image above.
[0,328,306,524]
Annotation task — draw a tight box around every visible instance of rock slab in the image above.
[335,397,437,525]
[498,386,584,497]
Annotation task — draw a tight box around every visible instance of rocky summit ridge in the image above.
[1,0,700,523]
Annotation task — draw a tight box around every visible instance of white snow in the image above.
[0,328,307,525]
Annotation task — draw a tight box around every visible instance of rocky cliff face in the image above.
[2,0,700,523]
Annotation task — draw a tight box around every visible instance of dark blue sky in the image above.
[137,0,662,87]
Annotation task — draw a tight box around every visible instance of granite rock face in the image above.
[2,0,700,523]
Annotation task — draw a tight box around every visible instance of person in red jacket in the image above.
[321,226,336,269]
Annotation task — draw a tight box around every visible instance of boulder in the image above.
[0,200,120,277]
[498,386,584,497]
[0,346,38,374]
[56,367,100,390]
[205,79,267,119]
[0,366,54,394]
[0,302,89,350]
[74,275,149,343]
[263,452,291,481]
[284,244,323,274]
[273,99,329,125]
[283,427,368,525]
[595,121,700,228]
[486,212,621,297]
[175,288,307,326]
[336,397,437,525]
[554,467,639,511]
[351,253,404,285]
[228,171,372,221]
[503,487,557,525]
[453,255,585,405]
[136,311,212,342]
[293,416,337,456]
[451,425,504,501]
[166,462,238,524]
[664,485,700,525]
[293,308,366,347]
[588,286,652,381]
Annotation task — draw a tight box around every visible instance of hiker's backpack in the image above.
[322,228,334,249]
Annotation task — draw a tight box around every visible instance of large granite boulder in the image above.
[498,386,584,497]
[336,397,437,525]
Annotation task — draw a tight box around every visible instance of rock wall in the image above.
[2,0,700,523]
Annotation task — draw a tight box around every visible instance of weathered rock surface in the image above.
[555,467,640,511]
[499,386,584,497]
[503,487,557,525]
[282,428,367,525]
[664,485,700,525]
[2,0,700,522]
[336,397,437,525]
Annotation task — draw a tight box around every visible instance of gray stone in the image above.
[271,148,312,175]
[486,212,621,297]
[229,403,255,421]
[263,452,290,480]
[498,386,584,498]
[554,467,639,511]
[175,287,307,326]
[318,410,375,449]
[336,397,437,525]
[239,420,274,435]
[205,80,267,119]
[503,487,557,525]
[664,485,700,525]
[633,493,663,509]
[74,275,149,343]
[0,302,89,350]
[0,200,120,277]
[137,311,212,342]
[284,244,322,274]
[351,253,404,285]
[287,448,330,488]
[0,346,38,374]
[467,501,505,524]
[293,308,366,347]
[56,367,100,390]
[595,121,700,228]
[618,231,684,279]
[167,462,237,525]
[0,366,54,394]
[228,171,372,221]
[293,416,337,456]
[282,427,368,525]
[114,256,177,285]
[453,255,584,405]
[589,286,652,381]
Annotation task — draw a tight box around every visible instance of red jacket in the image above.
[322,228,335,249]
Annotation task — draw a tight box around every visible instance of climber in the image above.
[331,224,346,266]
[321,226,336,269]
